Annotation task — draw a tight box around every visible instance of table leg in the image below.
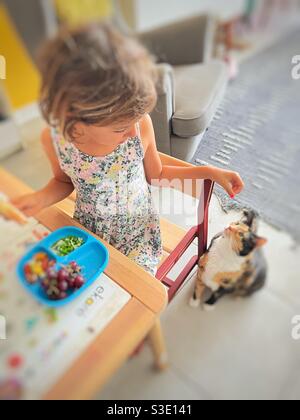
[147,319,168,371]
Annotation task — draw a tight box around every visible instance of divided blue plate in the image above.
[17,226,109,308]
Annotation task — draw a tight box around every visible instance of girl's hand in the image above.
[211,168,244,198]
[11,192,48,218]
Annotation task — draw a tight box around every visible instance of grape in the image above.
[46,267,57,280]
[58,269,69,283]
[34,259,86,301]
[74,275,85,289]
[59,292,67,300]
[67,277,76,288]
[58,280,69,292]
[69,261,79,270]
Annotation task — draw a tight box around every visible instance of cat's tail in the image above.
[246,268,267,296]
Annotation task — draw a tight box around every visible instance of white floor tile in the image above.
[259,223,300,308]
[97,345,208,400]
[280,368,300,400]
[1,140,51,190]
[161,283,300,400]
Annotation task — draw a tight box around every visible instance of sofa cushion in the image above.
[172,60,228,138]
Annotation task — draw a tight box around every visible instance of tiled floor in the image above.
[98,191,300,400]
[1,129,300,400]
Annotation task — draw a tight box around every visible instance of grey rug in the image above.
[192,30,300,243]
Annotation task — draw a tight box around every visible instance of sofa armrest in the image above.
[138,14,216,66]
[150,63,175,156]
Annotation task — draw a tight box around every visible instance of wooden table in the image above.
[0,167,168,400]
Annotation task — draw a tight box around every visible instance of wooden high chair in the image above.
[156,153,214,302]
[56,152,214,370]
[138,153,214,370]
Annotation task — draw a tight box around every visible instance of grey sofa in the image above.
[137,15,228,161]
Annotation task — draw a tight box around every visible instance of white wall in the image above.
[135,0,246,31]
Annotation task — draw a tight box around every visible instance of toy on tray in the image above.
[17,226,109,307]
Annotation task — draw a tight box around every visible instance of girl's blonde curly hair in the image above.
[37,21,158,141]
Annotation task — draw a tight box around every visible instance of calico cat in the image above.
[189,210,267,309]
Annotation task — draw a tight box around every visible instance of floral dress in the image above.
[51,124,163,275]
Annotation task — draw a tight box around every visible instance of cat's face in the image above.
[224,221,267,257]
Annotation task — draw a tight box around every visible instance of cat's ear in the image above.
[243,210,258,230]
[254,235,267,248]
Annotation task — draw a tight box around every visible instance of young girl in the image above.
[12,22,244,276]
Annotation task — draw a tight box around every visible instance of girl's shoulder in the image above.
[138,114,154,152]
[41,126,53,147]
[41,126,67,157]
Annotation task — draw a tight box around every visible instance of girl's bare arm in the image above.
[12,128,74,217]
[141,114,244,197]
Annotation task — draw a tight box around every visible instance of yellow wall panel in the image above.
[0,4,40,110]
[55,0,113,26]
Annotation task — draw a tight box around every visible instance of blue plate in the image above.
[17,226,109,308]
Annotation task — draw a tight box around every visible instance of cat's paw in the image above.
[189,297,201,308]
[202,303,216,312]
